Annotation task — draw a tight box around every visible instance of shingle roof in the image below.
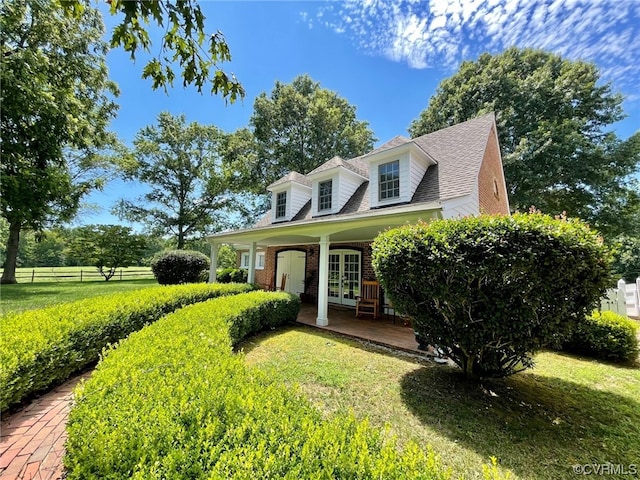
[411,113,494,201]
[267,171,311,189]
[255,113,496,227]
[307,155,368,178]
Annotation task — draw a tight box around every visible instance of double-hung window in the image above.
[275,191,287,219]
[318,180,332,212]
[379,160,400,200]
[241,252,265,270]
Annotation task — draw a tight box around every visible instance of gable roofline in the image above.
[359,141,438,167]
[252,112,499,229]
[307,155,369,180]
[267,171,312,190]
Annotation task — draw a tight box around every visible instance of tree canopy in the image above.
[114,112,242,249]
[223,74,376,192]
[67,225,146,281]
[62,0,244,100]
[409,47,640,239]
[0,0,119,283]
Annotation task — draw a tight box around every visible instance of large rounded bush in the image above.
[151,250,210,285]
[372,213,612,379]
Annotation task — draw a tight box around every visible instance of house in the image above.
[207,113,510,326]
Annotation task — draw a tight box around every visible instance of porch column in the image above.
[316,235,330,326]
[247,242,257,284]
[208,242,220,283]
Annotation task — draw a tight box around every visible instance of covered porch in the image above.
[208,204,440,327]
[295,303,422,353]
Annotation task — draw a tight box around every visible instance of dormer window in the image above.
[318,180,333,211]
[379,160,400,201]
[275,191,287,219]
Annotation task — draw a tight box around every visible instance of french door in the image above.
[327,249,361,307]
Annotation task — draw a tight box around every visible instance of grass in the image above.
[0,266,154,283]
[241,326,640,480]
[0,279,158,315]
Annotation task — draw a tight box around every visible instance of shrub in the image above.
[0,283,253,412]
[562,311,639,362]
[372,213,612,379]
[217,267,248,283]
[64,292,461,480]
[151,249,210,285]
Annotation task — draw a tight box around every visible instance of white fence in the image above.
[601,278,640,318]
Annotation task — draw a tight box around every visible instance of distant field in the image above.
[0,266,154,283]
[0,278,158,315]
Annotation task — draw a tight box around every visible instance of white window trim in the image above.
[275,191,287,219]
[318,179,333,212]
[241,252,265,270]
[378,159,400,201]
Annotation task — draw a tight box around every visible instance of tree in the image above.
[67,225,146,281]
[409,48,640,239]
[114,112,241,249]
[611,235,640,282]
[372,213,611,380]
[1,0,119,284]
[61,0,244,100]
[224,74,376,192]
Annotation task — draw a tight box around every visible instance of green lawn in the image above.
[0,279,158,315]
[242,326,640,480]
[0,266,154,283]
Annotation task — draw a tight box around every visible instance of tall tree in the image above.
[114,112,241,249]
[409,47,640,239]
[224,74,376,191]
[0,0,119,284]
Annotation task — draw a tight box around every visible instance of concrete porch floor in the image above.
[295,303,421,353]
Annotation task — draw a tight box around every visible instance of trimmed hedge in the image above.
[0,283,253,412]
[151,249,210,284]
[64,292,459,479]
[562,311,639,362]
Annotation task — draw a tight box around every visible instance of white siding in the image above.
[291,183,311,217]
[409,152,429,198]
[270,183,311,222]
[369,153,410,208]
[338,170,363,209]
[440,192,480,219]
[311,169,365,216]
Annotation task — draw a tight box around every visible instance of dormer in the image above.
[267,172,312,223]
[307,156,368,217]
[365,142,437,208]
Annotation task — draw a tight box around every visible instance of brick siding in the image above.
[478,124,510,215]
[241,242,376,302]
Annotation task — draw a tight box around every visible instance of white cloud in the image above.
[315,0,640,97]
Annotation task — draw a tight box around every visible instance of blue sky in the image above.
[84,0,640,228]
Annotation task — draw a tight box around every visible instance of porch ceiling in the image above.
[208,203,441,248]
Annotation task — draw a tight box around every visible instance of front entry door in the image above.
[327,250,361,306]
[276,250,306,295]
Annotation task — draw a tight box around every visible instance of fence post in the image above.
[120,269,123,281]
[31,269,35,283]
[616,279,626,315]
[80,269,83,282]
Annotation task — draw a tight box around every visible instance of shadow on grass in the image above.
[400,366,640,479]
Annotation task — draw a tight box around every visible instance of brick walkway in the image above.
[0,372,91,480]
